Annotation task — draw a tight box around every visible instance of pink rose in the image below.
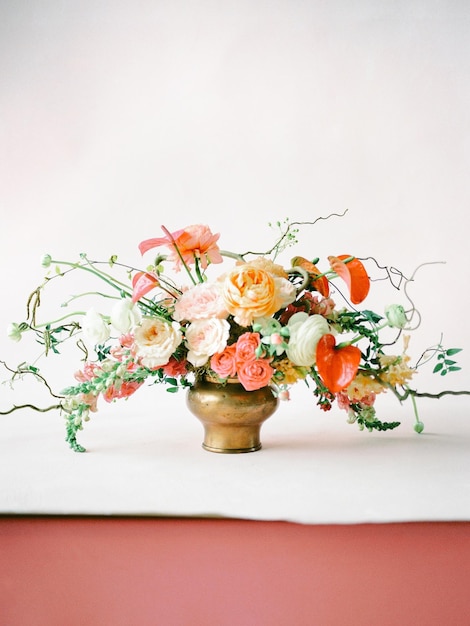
[103,380,143,403]
[173,283,228,322]
[210,344,237,378]
[237,358,274,391]
[162,357,188,377]
[235,332,260,363]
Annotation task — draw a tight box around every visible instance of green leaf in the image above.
[433,363,443,373]
[166,387,179,393]
[446,348,462,356]
[448,366,462,372]
[444,359,457,366]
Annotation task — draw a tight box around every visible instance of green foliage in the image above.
[432,348,463,376]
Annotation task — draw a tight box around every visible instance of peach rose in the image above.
[237,358,274,391]
[185,318,230,367]
[173,283,228,322]
[221,264,294,327]
[210,344,237,378]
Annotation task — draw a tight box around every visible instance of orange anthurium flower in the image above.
[291,256,330,297]
[328,255,370,304]
[316,333,361,393]
[139,225,223,271]
[138,227,186,256]
[131,272,159,303]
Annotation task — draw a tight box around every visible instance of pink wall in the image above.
[1,518,469,625]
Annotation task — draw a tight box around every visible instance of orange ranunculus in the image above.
[221,264,284,327]
[316,333,361,393]
[139,224,223,271]
[328,255,370,304]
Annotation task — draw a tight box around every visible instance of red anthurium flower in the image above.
[291,256,330,297]
[316,333,361,393]
[131,272,159,303]
[328,255,370,304]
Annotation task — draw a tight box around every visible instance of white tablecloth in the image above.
[2,383,469,524]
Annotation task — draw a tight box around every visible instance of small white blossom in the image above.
[82,308,110,346]
[111,299,142,334]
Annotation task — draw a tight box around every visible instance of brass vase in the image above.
[186,377,279,453]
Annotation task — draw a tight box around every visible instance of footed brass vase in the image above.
[186,377,279,453]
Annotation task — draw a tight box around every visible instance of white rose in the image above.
[286,312,330,366]
[134,318,182,368]
[82,308,111,345]
[185,318,230,367]
[111,299,142,334]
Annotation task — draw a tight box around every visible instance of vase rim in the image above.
[204,374,240,384]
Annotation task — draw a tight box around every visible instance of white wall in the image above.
[1,0,469,401]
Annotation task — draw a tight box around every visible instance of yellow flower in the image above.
[346,373,386,400]
[273,358,308,384]
[378,354,415,386]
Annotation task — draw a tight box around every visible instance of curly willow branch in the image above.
[0,403,63,415]
[237,210,349,258]
[403,261,446,331]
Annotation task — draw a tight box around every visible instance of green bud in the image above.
[7,322,23,342]
[414,421,425,434]
[41,254,52,268]
[385,304,407,329]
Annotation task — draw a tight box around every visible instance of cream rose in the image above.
[133,318,182,368]
[221,264,294,327]
[286,312,330,366]
[185,318,231,367]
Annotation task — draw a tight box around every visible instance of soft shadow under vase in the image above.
[186,377,279,453]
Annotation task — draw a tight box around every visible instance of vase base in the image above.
[202,442,262,454]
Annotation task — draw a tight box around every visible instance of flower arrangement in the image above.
[2,212,469,452]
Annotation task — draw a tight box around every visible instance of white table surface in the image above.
[1,383,469,524]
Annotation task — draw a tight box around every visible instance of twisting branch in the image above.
[0,403,63,415]
[237,210,349,258]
